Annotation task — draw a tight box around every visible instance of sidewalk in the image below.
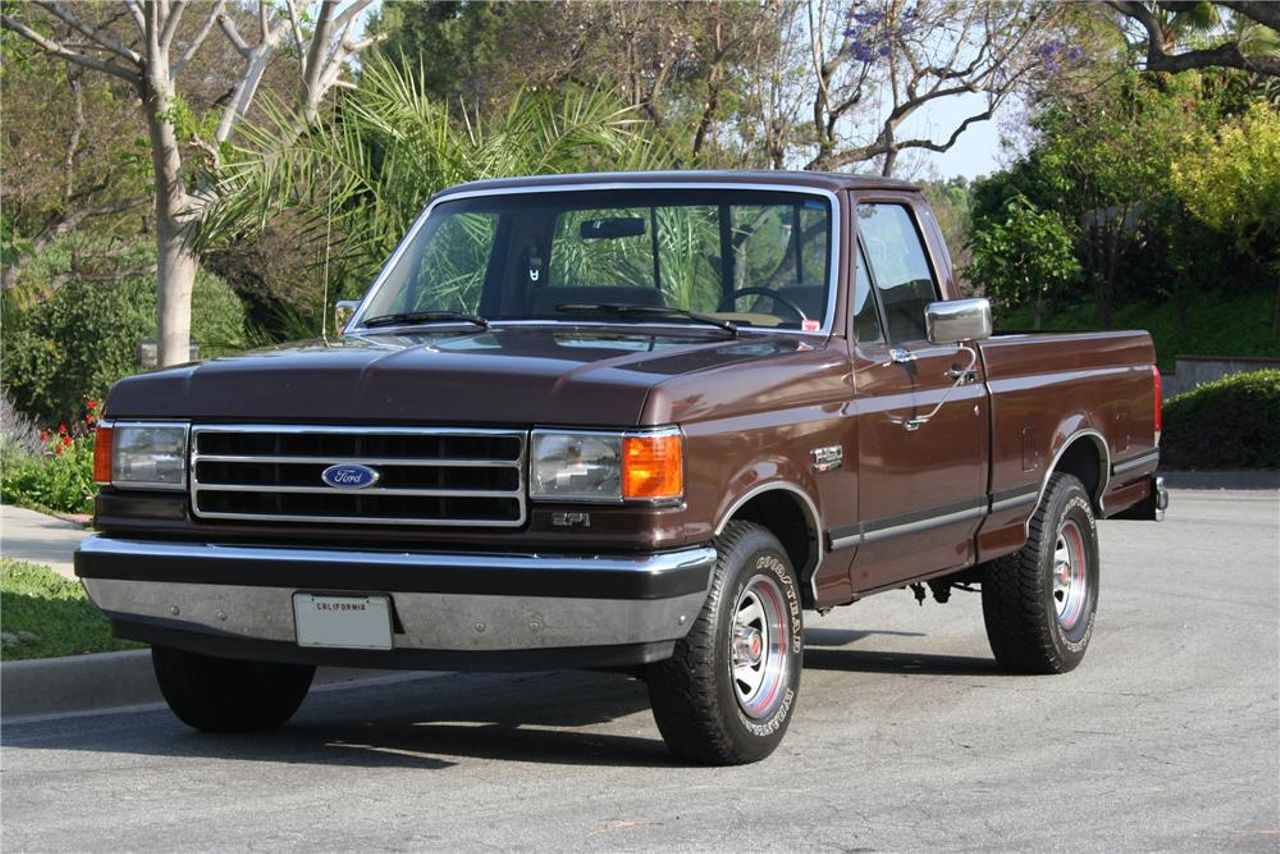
[0,503,91,580]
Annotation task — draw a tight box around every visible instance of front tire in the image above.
[982,472,1100,674]
[152,646,315,733]
[646,521,803,765]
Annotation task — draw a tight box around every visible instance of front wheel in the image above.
[982,472,1100,674]
[152,646,315,733]
[646,521,803,765]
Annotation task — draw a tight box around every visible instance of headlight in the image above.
[529,428,682,502]
[96,422,189,490]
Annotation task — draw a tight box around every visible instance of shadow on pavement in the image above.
[804,648,1001,676]
[3,669,673,770]
[5,632,1002,769]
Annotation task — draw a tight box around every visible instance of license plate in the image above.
[293,593,393,650]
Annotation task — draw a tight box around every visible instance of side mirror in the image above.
[334,300,362,335]
[925,298,992,345]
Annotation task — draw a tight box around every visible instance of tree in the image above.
[205,54,671,319]
[1171,103,1280,330]
[802,0,1077,175]
[1,1,381,366]
[966,195,1079,329]
[1109,1,1280,77]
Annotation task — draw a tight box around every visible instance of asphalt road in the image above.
[3,489,1277,852]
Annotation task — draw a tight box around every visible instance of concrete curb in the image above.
[0,648,433,721]
[1161,470,1280,490]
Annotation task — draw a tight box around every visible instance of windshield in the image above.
[356,188,835,333]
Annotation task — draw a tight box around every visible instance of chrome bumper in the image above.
[75,536,716,665]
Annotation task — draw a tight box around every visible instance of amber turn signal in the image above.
[92,425,114,485]
[622,432,683,500]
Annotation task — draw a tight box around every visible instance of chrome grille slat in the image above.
[195,454,520,468]
[190,425,526,527]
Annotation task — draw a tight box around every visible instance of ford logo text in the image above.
[321,463,381,490]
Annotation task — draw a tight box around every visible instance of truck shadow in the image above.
[6,632,1002,769]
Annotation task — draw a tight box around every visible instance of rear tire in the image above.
[646,521,803,765]
[982,472,1100,674]
[152,646,315,733]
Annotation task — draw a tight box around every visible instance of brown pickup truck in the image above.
[76,171,1166,764]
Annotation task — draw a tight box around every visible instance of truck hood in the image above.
[105,325,821,427]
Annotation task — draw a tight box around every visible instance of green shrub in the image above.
[0,405,98,514]
[2,234,248,424]
[1,558,143,660]
[1161,369,1280,469]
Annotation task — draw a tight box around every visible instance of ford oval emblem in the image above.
[321,463,380,490]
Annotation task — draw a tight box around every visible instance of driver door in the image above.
[845,200,989,594]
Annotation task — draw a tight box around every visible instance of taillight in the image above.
[1153,365,1162,444]
[92,425,114,485]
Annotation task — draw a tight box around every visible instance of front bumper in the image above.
[75,536,716,670]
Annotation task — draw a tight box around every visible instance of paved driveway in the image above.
[2,489,1277,851]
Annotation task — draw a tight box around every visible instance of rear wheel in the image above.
[646,521,803,765]
[152,646,315,733]
[982,472,1100,674]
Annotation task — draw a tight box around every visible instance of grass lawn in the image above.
[0,558,144,660]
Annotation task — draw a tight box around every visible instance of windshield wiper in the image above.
[361,310,489,330]
[555,303,738,336]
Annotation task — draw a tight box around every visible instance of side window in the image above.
[852,245,883,343]
[403,212,498,314]
[856,203,938,342]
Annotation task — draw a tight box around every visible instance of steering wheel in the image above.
[717,287,808,321]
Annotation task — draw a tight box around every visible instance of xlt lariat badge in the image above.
[810,445,843,472]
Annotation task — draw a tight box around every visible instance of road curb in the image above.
[1161,470,1280,490]
[0,648,424,721]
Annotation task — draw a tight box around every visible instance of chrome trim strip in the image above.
[1111,448,1160,476]
[76,535,717,576]
[193,483,518,499]
[829,498,988,551]
[196,454,520,468]
[190,424,528,528]
[347,181,843,339]
[713,481,824,602]
[990,489,1039,514]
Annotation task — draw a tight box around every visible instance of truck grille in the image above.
[190,425,526,527]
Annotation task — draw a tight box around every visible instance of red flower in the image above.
[62,435,73,446]
[86,414,97,425]
[87,399,98,410]
[57,423,68,435]
[39,430,48,443]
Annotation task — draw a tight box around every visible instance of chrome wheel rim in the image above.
[730,574,790,719]
[1053,519,1088,630]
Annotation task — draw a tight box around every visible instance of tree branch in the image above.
[36,1,143,64]
[0,14,142,86]
[1110,0,1280,77]
[173,0,226,78]
[217,11,251,56]
[159,0,188,52]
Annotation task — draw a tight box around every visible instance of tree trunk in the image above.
[142,62,196,367]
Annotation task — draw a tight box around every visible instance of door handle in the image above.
[947,367,977,382]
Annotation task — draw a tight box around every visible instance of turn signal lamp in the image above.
[622,432,683,500]
[92,425,114,485]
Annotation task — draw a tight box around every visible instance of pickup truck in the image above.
[75,171,1166,765]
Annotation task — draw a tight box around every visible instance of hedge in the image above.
[1161,369,1280,469]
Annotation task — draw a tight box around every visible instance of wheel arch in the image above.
[715,482,823,606]
[1035,428,1110,521]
